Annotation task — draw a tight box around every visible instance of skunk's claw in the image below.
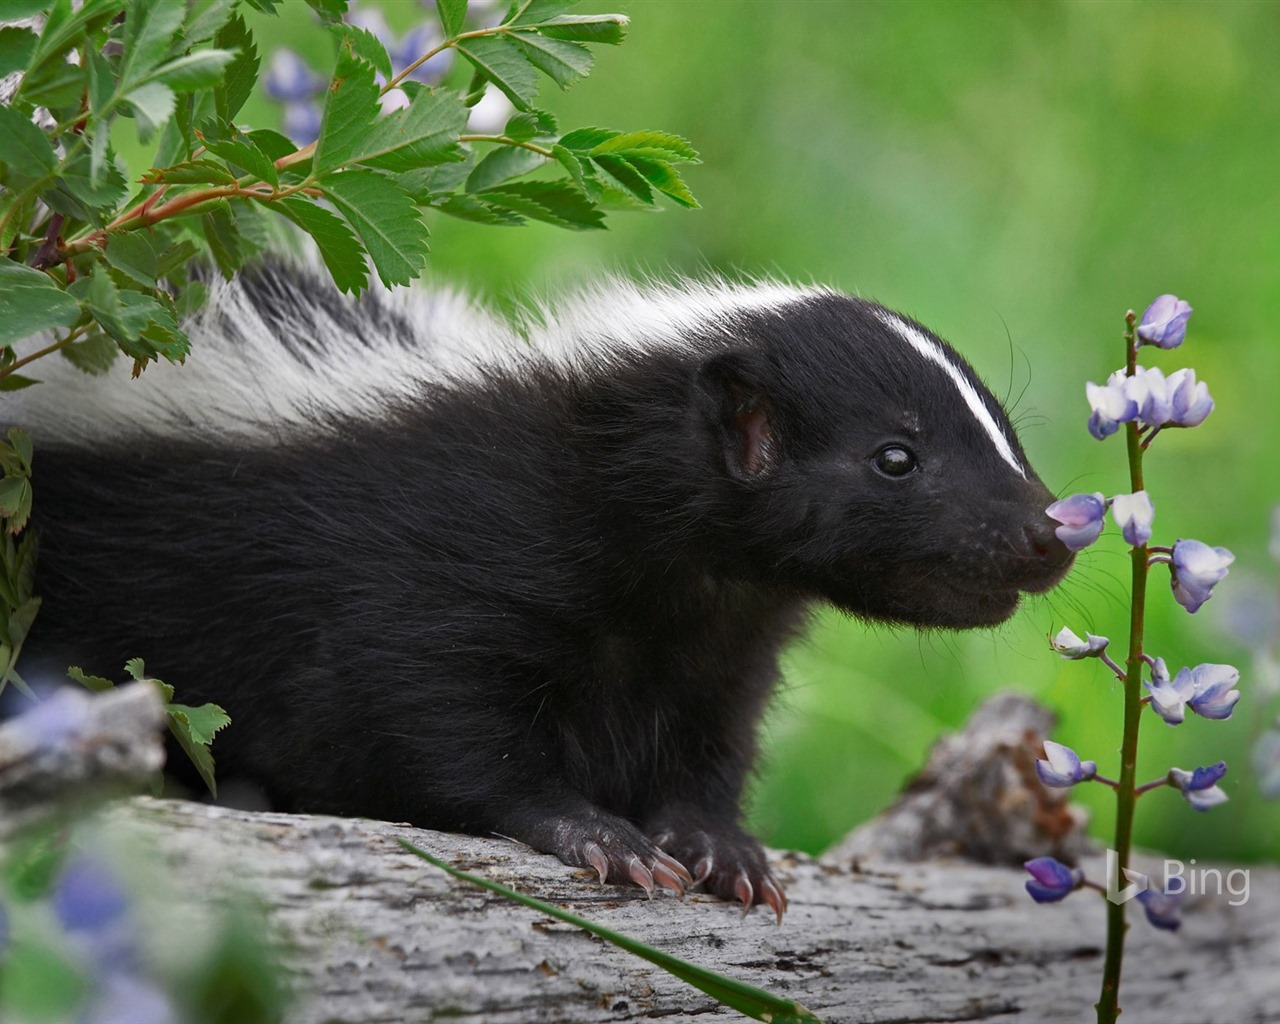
[567,823,691,898]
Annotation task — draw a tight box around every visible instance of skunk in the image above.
[14,264,1072,921]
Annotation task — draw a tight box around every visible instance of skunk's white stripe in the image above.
[875,311,1026,479]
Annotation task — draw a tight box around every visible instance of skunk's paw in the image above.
[648,817,787,923]
[555,813,693,897]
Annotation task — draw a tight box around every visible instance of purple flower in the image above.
[282,101,323,146]
[1166,368,1214,428]
[394,23,454,84]
[1171,538,1234,613]
[263,48,324,103]
[1137,294,1193,349]
[1169,762,1229,811]
[1186,663,1241,720]
[1035,740,1097,788]
[80,974,178,1024]
[1145,658,1195,725]
[1127,366,1174,427]
[1086,375,1139,440]
[54,857,129,934]
[1135,883,1184,931]
[6,688,90,754]
[1111,490,1154,547]
[1050,626,1110,660]
[1046,492,1107,552]
[1024,856,1082,903]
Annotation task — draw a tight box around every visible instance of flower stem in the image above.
[1097,310,1147,1024]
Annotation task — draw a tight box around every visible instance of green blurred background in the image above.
[221,0,1280,863]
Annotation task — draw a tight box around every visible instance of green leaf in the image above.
[8,428,33,472]
[455,35,537,111]
[4,0,54,17]
[0,376,40,392]
[433,193,524,226]
[504,109,557,142]
[246,129,298,162]
[622,155,698,208]
[507,0,578,23]
[392,151,475,200]
[123,656,147,681]
[592,154,653,205]
[118,0,186,93]
[465,145,545,193]
[320,170,429,288]
[0,105,58,188]
[437,0,467,37]
[22,0,124,99]
[535,14,629,45]
[103,232,159,288]
[72,271,182,360]
[155,238,201,277]
[508,33,591,89]
[398,840,823,1024]
[61,330,119,375]
[551,144,600,199]
[183,0,237,44]
[590,130,699,162]
[314,53,381,174]
[303,0,348,22]
[197,122,279,187]
[124,81,177,143]
[86,47,114,118]
[351,85,467,172]
[46,148,129,223]
[478,180,605,230]
[555,126,619,152]
[166,705,226,796]
[0,477,27,518]
[0,941,88,1021]
[7,597,40,644]
[144,48,237,91]
[332,22,392,80]
[241,0,280,11]
[69,665,115,692]
[0,262,82,345]
[14,530,38,601]
[213,14,258,121]
[169,701,230,746]
[141,158,238,185]
[201,203,242,279]
[0,27,37,77]
[270,196,369,295]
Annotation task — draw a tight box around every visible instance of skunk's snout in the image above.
[1019,513,1074,591]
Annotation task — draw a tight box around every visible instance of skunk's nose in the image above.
[1024,517,1074,572]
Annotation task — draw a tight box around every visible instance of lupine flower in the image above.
[1185,663,1241,720]
[1170,538,1234,613]
[1166,367,1214,428]
[1050,626,1110,660]
[1036,740,1097,788]
[1086,375,1139,440]
[81,974,178,1024]
[1046,492,1107,551]
[263,49,324,102]
[1169,762,1229,811]
[1128,366,1174,427]
[1135,882,1184,931]
[1145,657,1195,725]
[7,687,90,754]
[1111,490,1154,547]
[1136,294,1193,349]
[1024,856,1083,903]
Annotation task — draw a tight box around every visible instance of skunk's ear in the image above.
[698,353,780,482]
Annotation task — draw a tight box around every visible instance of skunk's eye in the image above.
[873,445,917,477]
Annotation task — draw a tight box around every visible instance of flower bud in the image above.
[1024,857,1083,903]
[1111,491,1154,547]
[1035,740,1097,788]
[1165,368,1214,428]
[1086,378,1138,440]
[1169,761,1229,811]
[1137,294,1193,349]
[1170,538,1234,613]
[1135,883,1183,931]
[1145,662,1196,725]
[1049,626,1110,659]
[1046,492,1107,552]
[1186,663,1241,720]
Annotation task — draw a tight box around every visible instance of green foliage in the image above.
[0,0,698,382]
[398,839,823,1024]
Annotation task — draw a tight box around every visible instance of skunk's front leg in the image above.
[646,803,788,922]
[496,795,694,897]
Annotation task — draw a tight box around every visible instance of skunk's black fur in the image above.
[19,265,1071,918]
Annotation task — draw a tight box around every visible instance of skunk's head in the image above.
[698,293,1072,628]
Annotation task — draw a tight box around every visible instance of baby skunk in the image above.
[15,264,1072,921]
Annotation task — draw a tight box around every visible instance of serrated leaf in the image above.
[270,196,368,295]
[0,375,40,392]
[201,203,242,279]
[144,48,236,91]
[14,530,37,601]
[124,656,147,681]
[124,81,177,143]
[118,0,186,91]
[0,105,58,187]
[535,13,628,45]
[46,148,129,224]
[455,35,537,111]
[246,128,297,162]
[141,158,238,185]
[241,0,280,11]
[465,145,544,193]
[592,154,653,205]
[0,262,82,345]
[622,155,698,208]
[320,170,429,288]
[304,0,347,23]
[507,0,578,23]
[351,85,467,172]
[68,665,115,693]
[551,144,600,199]
[433,193,525,226]
[0,477,27,518]
[167,710,219,796]
[86,47,114,118]
[61,331,119,375]
[392,151,475,200]
[197,122,278,187]
[0,27,37,78]
[508,33,591,89]
[7,597,40,643]
[8,428,33,472]
[155,238,201,277]
[73,271,180,360]
[437,0,467,36]
[22,0,125,98]
[3,1,52,20]
[314,53,381,174]
[213,14,258,121]
[183,0,237,44]
[590,130,699,162]
[169,701,230,745]
[478,180,605,230]
[504,109,557,142]
[103,232,158,288]
[555,126,618,152]
[332,22,391,80]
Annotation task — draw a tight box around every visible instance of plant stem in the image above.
[1096,311,1147,1024]
[458,134,554,157]
[0,322,90,382]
